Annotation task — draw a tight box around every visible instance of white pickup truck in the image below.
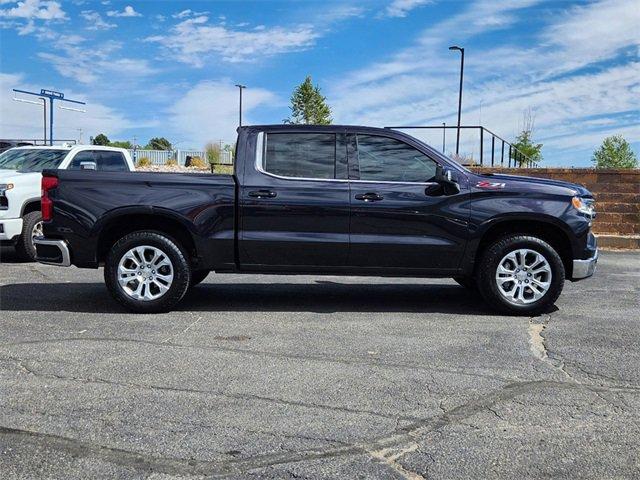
[0,145,135,261]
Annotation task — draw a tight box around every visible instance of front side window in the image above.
[264,133,336,179]
[356,135,438,183]
[68,151,98,170]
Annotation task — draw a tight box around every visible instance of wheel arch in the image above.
[95,209,200,266]
[21,198,41,216]
[470,215,574,278]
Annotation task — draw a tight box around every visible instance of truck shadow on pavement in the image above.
[0,281,496,315]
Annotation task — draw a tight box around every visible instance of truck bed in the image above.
[44,169,237,269]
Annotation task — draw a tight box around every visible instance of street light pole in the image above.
[442,122,446,153]
[449,45,464,155]
[235,84,246,127]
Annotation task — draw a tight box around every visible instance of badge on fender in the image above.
[476,181,506,189]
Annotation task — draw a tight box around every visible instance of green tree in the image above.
[205,142,221,165]
[109,140,132,149]
[287,75,332,125]
[146,137,172,150]
[511,109,542,166]
[92,133,110,146]
[592,135,638,169]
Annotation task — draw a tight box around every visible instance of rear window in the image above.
[264,133,336,179]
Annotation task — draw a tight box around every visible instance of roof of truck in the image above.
[8,145,129,153]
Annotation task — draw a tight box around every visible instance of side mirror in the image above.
[80,161,97,171]
[434,165,460,195]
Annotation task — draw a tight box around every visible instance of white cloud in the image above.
[0,0,66,20]
[172,9,207,19]
[0,72,135,141]
[38,38,158,84]
[106,5,140,17]
[147,16,319,65]
[169,80,278,145]
[80,10,116,30]
[383,0,432,18]
[327,0,639,165]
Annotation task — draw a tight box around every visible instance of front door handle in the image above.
[355,192,384,202]
[248,190,277,199]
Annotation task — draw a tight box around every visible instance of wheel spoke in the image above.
[117,245,174,302]
[495,248,552,305]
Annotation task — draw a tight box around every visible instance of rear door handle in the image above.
[355,192,384,202]
[248,190,277,199]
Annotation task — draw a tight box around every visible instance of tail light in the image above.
[41,175,58,222]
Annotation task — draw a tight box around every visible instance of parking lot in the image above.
[0,247,638,479]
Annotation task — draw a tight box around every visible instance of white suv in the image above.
[0,145,135,261]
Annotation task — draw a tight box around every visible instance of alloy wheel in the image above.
[495,248,552,305]
[117,245,174,301]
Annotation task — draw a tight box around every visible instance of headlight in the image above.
[572,196,595,216]
[0,183,14,195]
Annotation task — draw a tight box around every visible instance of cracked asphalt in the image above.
[0,247,639,479]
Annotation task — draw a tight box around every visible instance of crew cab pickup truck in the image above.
[0,145,134,260]
[34,125,598,314]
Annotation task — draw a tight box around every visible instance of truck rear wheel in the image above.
[15,211,43,262]
[104,231,191,313]
[477,234,565,315]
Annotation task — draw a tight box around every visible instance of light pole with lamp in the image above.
[235,84,246,127]
[448,45,464,155]
[12,97,47,144]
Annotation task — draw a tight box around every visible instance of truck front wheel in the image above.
[15,211,43,262]
[477,234,565,315]
[104,231,191,313]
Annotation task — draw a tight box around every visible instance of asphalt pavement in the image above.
[0,246,639,479]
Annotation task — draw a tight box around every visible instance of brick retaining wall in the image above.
[471,168,640,249]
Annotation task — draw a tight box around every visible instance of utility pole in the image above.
[235,84,246,127]
[13,88,85,145]
[448,46,464,155]
[77,128,83,144]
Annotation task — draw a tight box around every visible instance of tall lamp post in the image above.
[235,84,246,127]
[13,97,47,143]
[448,45,464,155]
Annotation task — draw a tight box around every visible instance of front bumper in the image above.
[0,217,23,241]
[572,249,598,280]
[34,236,71,267]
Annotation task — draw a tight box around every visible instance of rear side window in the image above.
[99,151,128,172]
[356,134,438,183]
[264,133,336,179]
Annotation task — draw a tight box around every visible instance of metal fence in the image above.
[386,125,537,168]
[128,149,234,166]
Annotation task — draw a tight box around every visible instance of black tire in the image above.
[477,234,565,316]
[15,211,42,262]
[453,276,477,290]
[104,231,191,313]
[190,269,210,287]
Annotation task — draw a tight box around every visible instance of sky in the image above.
[0,0,638,166]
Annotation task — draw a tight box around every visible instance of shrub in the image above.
[166,158,178,167]
[189,156,207,169]
[137,157,151,167]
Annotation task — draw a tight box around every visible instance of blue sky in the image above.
[1,0,638,166]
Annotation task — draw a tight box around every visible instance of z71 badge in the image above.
[476,181,506,189]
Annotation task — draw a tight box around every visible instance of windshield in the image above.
[0,149,68,172]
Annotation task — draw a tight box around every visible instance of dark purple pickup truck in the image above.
[35,125,598,313]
